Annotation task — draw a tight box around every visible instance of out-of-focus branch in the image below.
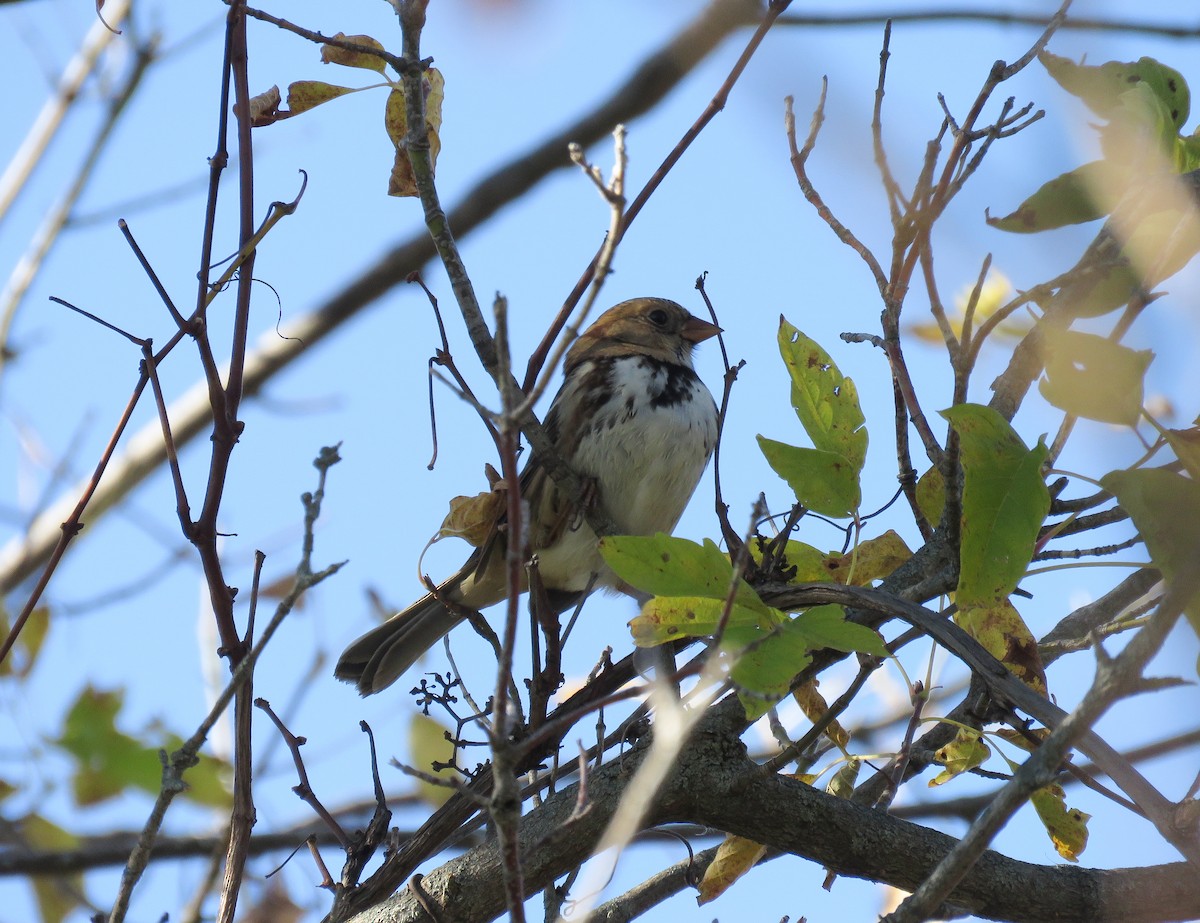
[0,0,132,224]
[778,9,1200,39]
[0,32,158,374]
[0,0,754,596]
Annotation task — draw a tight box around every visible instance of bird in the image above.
[335,297,720,695]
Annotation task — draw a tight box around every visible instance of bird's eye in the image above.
[648,308,670,327]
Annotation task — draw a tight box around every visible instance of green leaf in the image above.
[1101,468,1200,633]
[1039,51,1190,130]
[725,623,814,720]
[1038,329,1153,426]
[942,404,1050,605]
[629,597,776,647]
[826,757,861,799]
[54,686,230,807]
[776,319,868,469]
[1051,255,1143,319]
[600,534,772,616]
[1099,81,1181,165]
[987,160,1113,233]
[761,321,867,517]
[915,466,946,528]
[56,687,159,805]
[757,438,861,518]
[749,537,829,583]
[723,607,885,719]
[159,734,233,808]
[789,604,887,657]
[1174,133,1200,173]
[1164,427,1200,481]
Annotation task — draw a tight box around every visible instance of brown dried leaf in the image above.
[438,489,506,548]
[257,573,302,610]
[249,85,282,126]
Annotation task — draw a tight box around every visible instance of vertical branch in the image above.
[212,3,259,920]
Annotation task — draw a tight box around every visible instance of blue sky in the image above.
[1,1,1198,921]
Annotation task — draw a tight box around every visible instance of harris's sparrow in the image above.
[335,297,720,695]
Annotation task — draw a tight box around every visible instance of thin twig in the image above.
[106,449,346,923]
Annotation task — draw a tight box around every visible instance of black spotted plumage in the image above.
[336,297,720,695]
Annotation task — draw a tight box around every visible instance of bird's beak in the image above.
[681,315,722,343]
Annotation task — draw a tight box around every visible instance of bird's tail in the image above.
[335,593,465,696]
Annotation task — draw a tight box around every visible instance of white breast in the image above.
[534,356,718,591]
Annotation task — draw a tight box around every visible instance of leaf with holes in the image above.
[1038,329,1153,426]
[776,318,867,467]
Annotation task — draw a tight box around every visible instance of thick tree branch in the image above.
[344,696,1200,923]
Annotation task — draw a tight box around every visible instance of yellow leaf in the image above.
[954,270,1014,322]
[629,598,771,648]
[286,80,355,116]
[697,834,767,905]
[1031,782,1091,861]
[906,269,1030,344]
[792,679,850,750]
[994,727,1049,754]
[930,727,990,786]
[955,600,1048,695]
[821,530,912,585]
[386,68,445,198]
[408,713,457,807]
[320,33,388,73]
[24,814,84,923]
